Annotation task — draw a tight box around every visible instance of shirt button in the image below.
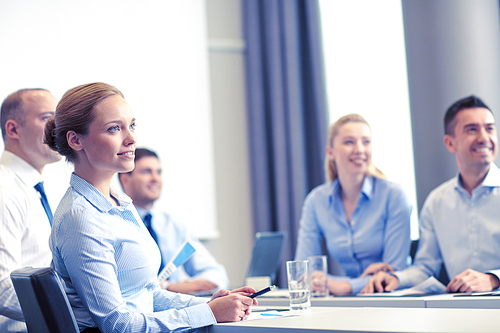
[473,252,478,256]
[347,240,352,245]
[351,220,356,226]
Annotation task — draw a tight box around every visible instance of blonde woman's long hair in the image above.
[324,114,385,182]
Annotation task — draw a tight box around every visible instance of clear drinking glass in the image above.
[308,255,328,297]
[286,260,311,310]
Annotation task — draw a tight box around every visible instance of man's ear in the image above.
[4,119,20,139]
[443,134,456,153]
[67,131,83,151]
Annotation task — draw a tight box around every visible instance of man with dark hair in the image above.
[362,95,500,294]
[119,148,229,294]
[444,95,490,135]
[0,89,61,332]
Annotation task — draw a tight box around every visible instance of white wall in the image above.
[320,0,419,239]
[204,0,254,287]
[0,0,219,239]
[0,0,258,288]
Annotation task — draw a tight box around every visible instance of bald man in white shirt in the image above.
[0,89,61,332]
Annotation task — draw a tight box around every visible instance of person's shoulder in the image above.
[0,165,32,209]
[371,178,411,210]
[308,182,332,197]
[303,181,335,209]
[371,177,407,198]
[485,163,500,185]
[151,207,174,221]
[0,164,21,187]
[0,162,14,174]
[151,207,184,229]
[55,188,113,238]
[373,177,404,191]
[428,177,456,198]
[421,177,456,209]
[56,188,96,223]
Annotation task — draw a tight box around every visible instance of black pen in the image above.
[249,285,276,298]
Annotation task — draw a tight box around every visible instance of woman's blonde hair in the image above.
[324,113,385,182]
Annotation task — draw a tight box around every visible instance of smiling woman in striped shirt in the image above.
[44,82,256,333]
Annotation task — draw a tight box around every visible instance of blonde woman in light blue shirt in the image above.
[295,114,411,295]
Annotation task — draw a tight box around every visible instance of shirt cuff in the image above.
[349,276,371,295]
[486,270,500,290]
[184,302,216,329]
[393,266,428,289]
[160,280,170,290]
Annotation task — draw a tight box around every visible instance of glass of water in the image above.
[286,260,311,310]
[308,255,328,297]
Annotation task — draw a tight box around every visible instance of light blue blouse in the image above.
[49,174,215,333]
[295,176,411,294]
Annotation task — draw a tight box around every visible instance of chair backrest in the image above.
[408,239,450,285]
[10,267,79,333]
[245,231,286,284]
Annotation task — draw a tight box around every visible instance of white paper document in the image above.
[158,239,197,283]
[360,276,447,296]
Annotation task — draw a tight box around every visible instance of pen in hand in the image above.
[249,285,276,298]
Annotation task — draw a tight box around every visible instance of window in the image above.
[320,0,419,239]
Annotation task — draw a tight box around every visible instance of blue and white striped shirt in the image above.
[50,174,216,332]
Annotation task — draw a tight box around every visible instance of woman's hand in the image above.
[208,293,254,322]
[360,262,394,277]
[210,286,257,301]
[208,286,258,322]
[310,271,328,293]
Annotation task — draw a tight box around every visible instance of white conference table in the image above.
[256,294,427,308]
[195,306,500,333]
[424,293,500,308]
[256,291,500,309]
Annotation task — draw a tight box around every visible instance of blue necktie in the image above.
[34,182,53,226]
[143,213,164,273]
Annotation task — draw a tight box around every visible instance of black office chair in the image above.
[409,239,450,285]
[10,267,79,333]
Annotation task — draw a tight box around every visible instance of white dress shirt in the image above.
[0,151,52,333]
[396,163,500,288]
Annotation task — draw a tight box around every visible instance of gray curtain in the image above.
[243,0,329,287]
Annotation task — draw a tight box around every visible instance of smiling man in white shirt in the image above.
[119,148,229,295]
[362,95,500,294]
[0,89,61,332]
